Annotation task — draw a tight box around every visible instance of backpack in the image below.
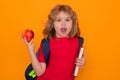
[25,36,84,80]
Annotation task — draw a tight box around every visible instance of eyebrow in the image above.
[56,17,71,19]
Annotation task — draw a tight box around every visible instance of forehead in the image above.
[55,11,71,18]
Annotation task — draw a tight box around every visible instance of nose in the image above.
[61,20,66,26]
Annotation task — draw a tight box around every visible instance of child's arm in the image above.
[22,38,46,76]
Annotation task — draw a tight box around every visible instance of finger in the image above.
[21,37,29,45]
[76,56,85,59]
[76,58,84,60]
[75,62,84,66]
[76,61,85,65]
[76,58,85,62]
[76,60,85,64]
[75,63,83,68]
[29,39,33,44]
[76,59,85,64]
[76,60,83,63]
[75,61,84,65]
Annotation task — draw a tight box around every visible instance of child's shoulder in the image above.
[73,36,84,40]
[39,38,50,47]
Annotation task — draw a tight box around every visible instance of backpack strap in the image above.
[35,38,50,66]
[41,38,50,66]
[78,36,84,47]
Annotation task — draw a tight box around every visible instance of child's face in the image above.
[53,11,73,38]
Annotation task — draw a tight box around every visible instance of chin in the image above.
[56,32,69,38]
[60,34,69,38]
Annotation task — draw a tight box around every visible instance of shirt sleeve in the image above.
[37,43,45,63]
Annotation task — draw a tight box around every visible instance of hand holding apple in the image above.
[22,29,34,42]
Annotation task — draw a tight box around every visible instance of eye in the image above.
[56,19,61,22]
[66,18,71,21]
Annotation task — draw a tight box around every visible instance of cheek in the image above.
[68,26,73,32]
[67,20,73,26]
[54,22,61,29]
[67,22,73,30]
[53,23,60,32]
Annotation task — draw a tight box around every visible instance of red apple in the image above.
[22,29,34,42]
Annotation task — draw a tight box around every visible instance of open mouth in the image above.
[60,28,67,33]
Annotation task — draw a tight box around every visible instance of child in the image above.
[22,4,85,80]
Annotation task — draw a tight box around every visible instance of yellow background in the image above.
[0,0,120,80]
